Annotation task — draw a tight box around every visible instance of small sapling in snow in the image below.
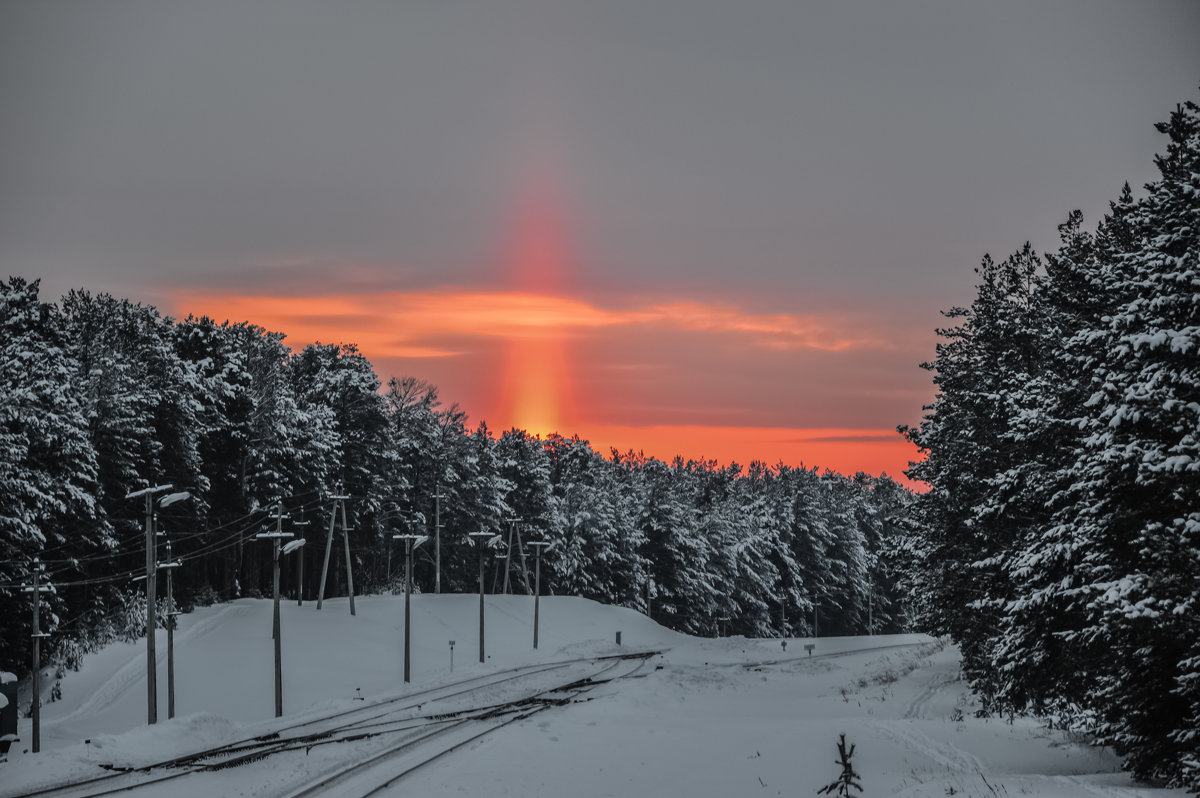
[818,734,863,796]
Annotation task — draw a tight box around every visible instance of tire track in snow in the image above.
[1050,774,1164,798]
[868,719,986,774]
[903,670,957,719]
[47,604,242,726]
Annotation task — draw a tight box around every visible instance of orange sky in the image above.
[167,172,924,487]
[12,1,1200,495]
[167,286,923,486]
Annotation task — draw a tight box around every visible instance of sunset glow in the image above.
[168,286,921,485]
[569,424,915,481]
[162,137,926,481]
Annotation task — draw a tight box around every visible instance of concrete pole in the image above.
[529,540,551,649]
[257,511,293,719]
[144,493,157,725]
[272,536,282,717]
[534,548,541,649]
[339,499,356,616]
[392,533,422,683]
[404,538,412,682]
[165,540,176,719]
[296,506,306,606]
[468,532,493,664]
[272,505,283,642]
[478,542,485,663]
[26,562,50,753]
[317,504,336,609]
[434,484,444,594]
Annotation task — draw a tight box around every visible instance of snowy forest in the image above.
[902,99,1200,789]
[0,276,916,688]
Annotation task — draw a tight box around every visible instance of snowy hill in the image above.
[1,595,1185,797]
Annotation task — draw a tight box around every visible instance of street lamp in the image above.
[393,532,427,683]
[467,531,500,663]
[528,540,554,649]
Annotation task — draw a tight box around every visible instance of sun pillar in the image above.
[501,179,574,436]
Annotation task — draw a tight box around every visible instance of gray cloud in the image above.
[2,0,1198,441]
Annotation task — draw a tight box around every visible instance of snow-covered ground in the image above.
[0,594,1183,797]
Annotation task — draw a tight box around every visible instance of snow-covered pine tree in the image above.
[902,246,1044,705]
[1061,100,1200,787]
[988,208,1122,719]
[0,278,107,674]
[292,342,392,590]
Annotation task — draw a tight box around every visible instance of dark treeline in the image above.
[1,278,917,682]
[903,98,1200,788]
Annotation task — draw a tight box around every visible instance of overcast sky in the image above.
[3,0,1198,480]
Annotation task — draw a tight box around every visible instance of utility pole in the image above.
[502,516,531,595]
[529,540,553,649]
[393,533,426,683]
[155,489,191,721]
[159,541,182,719]
[867,586,873,636]
[22,560,52,753]
[126,483,173,725]
[468,531,497,664]
[295,507,308,606]
[433,484,446,594]
[317,492,355,615]
[257,503,294,718]
[339,497,355,615]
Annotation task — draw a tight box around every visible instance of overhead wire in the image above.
[1,491,333,590]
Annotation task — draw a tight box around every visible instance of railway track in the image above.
[739,639,939,670]
[283,654,654,798]
[3,650,660,798]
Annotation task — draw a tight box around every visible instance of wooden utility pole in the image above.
[23,560,52,753]
[126,483,173,725]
